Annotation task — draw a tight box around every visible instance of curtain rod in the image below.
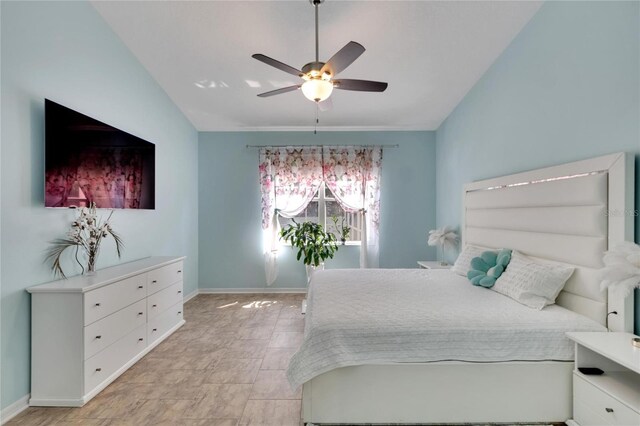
[246,144,399,148]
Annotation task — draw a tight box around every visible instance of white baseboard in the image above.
[183,289,199,303]
[1,394,29,425]
[198,288,307,294]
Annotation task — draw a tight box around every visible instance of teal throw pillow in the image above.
[467,249,512,288]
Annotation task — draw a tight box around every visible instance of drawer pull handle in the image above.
[152,280,157,283]
[138,285,144,289]
[605,408,613,413]
[95,303,101,307]
[96,335,102,339]
[138,338,144,342]
[178,290,182,294]
[178,311,182,314]
[95,368,102,372]
[152,304,157,307]
[152,328,157,332]
[177,270,182,273]
[138,312,144,316]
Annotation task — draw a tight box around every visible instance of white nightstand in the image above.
[417,261,451,270]
[566,332,640,426]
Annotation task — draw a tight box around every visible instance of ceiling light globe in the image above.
[301,79,333,102]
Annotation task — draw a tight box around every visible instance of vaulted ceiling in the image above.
[93,1,542,131]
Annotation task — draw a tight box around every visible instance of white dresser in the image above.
[27,256,186,407]
[566,332,640,426]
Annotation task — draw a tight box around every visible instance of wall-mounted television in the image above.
[45,99,155,209]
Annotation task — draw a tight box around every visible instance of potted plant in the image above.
[279,219,339,284]
[330,215,351,245]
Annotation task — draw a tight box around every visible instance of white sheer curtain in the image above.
[259,147,324,285]
[322,147,382,268]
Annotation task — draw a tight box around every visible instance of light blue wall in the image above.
[435,1,640,330]
[199,132,436,289]
[1,1,199,410]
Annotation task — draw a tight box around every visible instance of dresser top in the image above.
[27,256,185,294]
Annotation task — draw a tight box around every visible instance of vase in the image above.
[439,245,448,266]
[305,263,325,286]
[86,252,97,276]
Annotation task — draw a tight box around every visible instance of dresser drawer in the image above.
[574,374,640,426]
[84,324,147,393]
[147,281,183,320]
[148,261,183,295]
[148,301,184,346]
[84,299,147,360]
[84,274,147,325]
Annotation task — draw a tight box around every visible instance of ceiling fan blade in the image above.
[257,85,301,98]
[318,97,333,112]
[252,54,303,78]
[333,79,388,92]
[320,41,365,77]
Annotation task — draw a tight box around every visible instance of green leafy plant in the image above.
[330,215,351,244]
[279,220,339,267]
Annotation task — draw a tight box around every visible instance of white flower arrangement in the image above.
[46,202,123,278]
[599,241,640,297]
[428,225,459,248]
[428,225,459,264]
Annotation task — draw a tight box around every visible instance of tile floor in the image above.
[7,293,306,426]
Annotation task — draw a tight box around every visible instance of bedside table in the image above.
[417,261,451,270]
[566,332,640,426]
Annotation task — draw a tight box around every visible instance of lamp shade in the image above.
[301,79,333,102]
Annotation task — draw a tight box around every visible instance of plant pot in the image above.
[305,263,325,286]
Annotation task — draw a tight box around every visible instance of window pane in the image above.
[324,186,334,198]
[280,201,319,228]
[326,200,343,218]
[278,185,361,243]
[325,202,362,242]
[303,201,318,220]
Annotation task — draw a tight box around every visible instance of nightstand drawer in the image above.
[575,400,611,426]
[574,374,640,426]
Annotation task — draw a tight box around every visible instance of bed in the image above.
[289,152,635,425]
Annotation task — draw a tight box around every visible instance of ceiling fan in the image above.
[252,0,388,110]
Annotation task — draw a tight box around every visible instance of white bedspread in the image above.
[287,268,605,388]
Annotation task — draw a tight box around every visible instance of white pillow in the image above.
[492,251,574,310]
[451,245,487,277]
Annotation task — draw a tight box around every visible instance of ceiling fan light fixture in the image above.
[301,79,333,102]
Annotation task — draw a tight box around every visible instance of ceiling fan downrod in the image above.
[313,0,323,63]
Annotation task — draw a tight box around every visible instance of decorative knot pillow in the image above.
[467,249,512,288]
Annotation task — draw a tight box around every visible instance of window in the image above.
[280,182,363,244]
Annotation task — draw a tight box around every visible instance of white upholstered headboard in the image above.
[462,153,635,332]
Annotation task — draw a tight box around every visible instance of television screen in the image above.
[45,99,155,209]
